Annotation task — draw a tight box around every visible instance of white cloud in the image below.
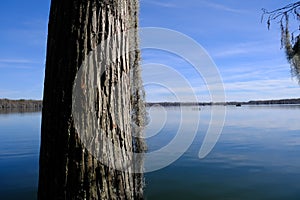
[141,0,176,8]
[211,41,280,58]
[0,89,20,97]
[143,72,300,102]
[0,86,43,100]
[220,63,291,83]
[141,49,300,102]
[0,59,36,64]
[199,1,247,14]
[0,59,43,69]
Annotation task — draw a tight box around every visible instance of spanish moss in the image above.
[262,2,300,82]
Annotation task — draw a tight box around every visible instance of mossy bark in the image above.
[38,0,145,199]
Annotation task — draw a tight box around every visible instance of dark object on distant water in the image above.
[192,107,201,111]
[236,103,242,107]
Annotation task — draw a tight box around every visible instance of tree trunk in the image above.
[38,0,145,199]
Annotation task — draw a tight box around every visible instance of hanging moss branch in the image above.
[262,2,300,24]
[262,2,300,82]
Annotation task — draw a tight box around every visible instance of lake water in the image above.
[1,105,300,199]
[0,112,40,200]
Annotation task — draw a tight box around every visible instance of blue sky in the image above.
[0,0,300,102]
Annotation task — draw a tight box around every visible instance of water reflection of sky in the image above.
[0,112,41,200]
[224,105,300,131]
[146,104,300,157]
[0,106,299,199]
[145,105,300,199]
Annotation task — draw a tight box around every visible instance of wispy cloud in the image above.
[22,19,47,28]
[143,64,300,102]
[220,63,291,83]
[0,59,43,69]
[141,44,300,102]
[142,0,177,8]
[200,1,247,14]
[0,87,43,100]
[0,59,37,64]
[211,46,246,58]
[214,48,248,58]
[0,89,20,97]
[212,41,279,58]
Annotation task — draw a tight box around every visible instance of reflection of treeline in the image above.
[246,98,300,105]
[0,107,42,114]
[147,98,300,107]
[0,99,42,109]
[147,102,200,107]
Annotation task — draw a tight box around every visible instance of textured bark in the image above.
[38,0,145,199]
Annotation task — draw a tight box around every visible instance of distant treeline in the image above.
[1,98,300,110]
[0,99,42,109]
[147,98,300,107]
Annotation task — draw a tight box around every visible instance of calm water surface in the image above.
[0,105,300,199]
[144,105,300,200]
[0,112,40,200]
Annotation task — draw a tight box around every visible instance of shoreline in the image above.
[1,98,300,109]
[0,99,42,110]
[146,98,300,107]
